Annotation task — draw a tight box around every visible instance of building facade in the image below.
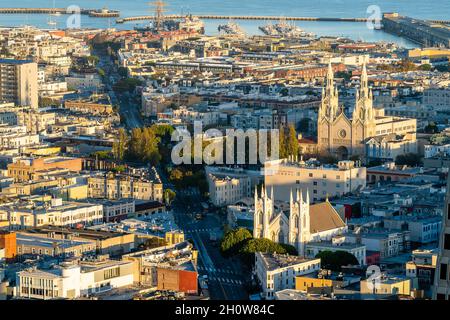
[317,63,416,160]
[0,59,38,109]
[254,252,321,300]
[264,159,366,203]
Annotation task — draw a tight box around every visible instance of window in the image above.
[445,234,450,250]
[440,263,448,280]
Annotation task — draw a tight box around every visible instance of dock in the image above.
[116,15,369,24]
[0,7,120,17]
[382,13,450,48]
[116,14,450,25]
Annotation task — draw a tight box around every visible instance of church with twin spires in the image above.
[317,62,377,159]
[253,186,347,256]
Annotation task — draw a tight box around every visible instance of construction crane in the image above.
[149,0,167,33]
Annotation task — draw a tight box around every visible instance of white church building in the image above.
[253,186,347,256]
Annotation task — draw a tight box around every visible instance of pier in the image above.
[0,8,120,17]
[382,13,450,48]
[116,14,450,25]
[116,15,369,24]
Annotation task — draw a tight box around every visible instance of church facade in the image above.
[317,62,376,159]
[253,186,347,256]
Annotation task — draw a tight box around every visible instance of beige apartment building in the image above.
[0,59,38,109]
[264,158,366,203]
[88,173,163,202]
[0,198,103,230]
[207,173,251,207]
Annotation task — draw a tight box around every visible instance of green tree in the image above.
[164,189,176,205]
[424,122,439,134]
[220,228,253,256]
[112,128,128,161]
[239,238,296,255]
[87,55,99,67]
[279,124,299,159]
[128,128,143,160]
[315,250,358,271]
[418,64,432,71]
[169,168,184,182]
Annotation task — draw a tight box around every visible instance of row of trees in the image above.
[220,228,360,270]
[112,125,174,166]
[168,167,208,195]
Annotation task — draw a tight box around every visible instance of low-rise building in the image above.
[15,256,135,299]
[17,226,135,257]
[305,237,366,266]
[360,276,411,296]
[344,229,410,259]
[0,198,103,230]
[207,173,251,207]
[254,252,321,300]
[264,159,366,203]
[88,172,163,202]
[384,215,442,244]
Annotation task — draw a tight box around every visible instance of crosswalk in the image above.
[184,228,217,233]
[197,265,244,285]
[207,276,243,285]
[197,265,238,275]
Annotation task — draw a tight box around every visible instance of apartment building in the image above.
[7,156,82,182]
[86,199,135,223]
[207,173,251,207]
[18,226,135,257]
[88,173,163,202]
[423,87,450,111]
[254,252,321,300]
[345,229,410,259]
[16,233,95,258]
[0,198,103,230]
[16,256,134,299]
[16,109,56,134]
[384,216,442,244]
[305,237,366,266]
[122,241,197,288]
[64,94,114,115]
[360,276,411,296]
[264,158,366,203]
[0,59,38,109]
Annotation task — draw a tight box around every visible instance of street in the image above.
[172,195,249,300]
[97,52,144,130]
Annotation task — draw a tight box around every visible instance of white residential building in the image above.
[254,252,321,300]
[207,173,251,207]
[264,159,366,203]
[305,237,366,266]
[0,198,103,230]
[16,257,134,300]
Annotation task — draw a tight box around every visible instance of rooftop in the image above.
[258,252,319,271]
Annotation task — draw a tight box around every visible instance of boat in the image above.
[218,20,245,36]
[259,19,316,38]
